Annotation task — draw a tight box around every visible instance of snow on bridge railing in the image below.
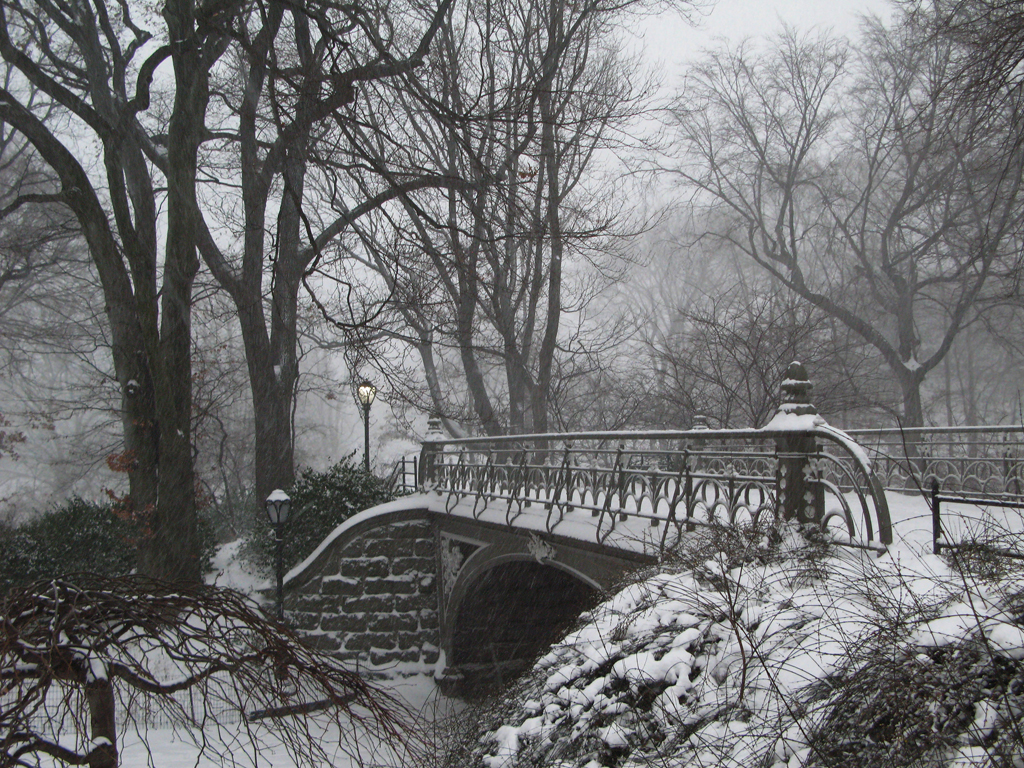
[418,363,892,555]
[844,425,1024,496]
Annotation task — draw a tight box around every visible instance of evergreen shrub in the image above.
[248,454,395,573]
[0,497,137,591]
[0,497,217,593]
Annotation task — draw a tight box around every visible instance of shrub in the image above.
[248,454,396,573]
[0,497,137,591]
[808,639,1024,767]
[0,497,217,593]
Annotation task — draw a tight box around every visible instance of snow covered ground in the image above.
[119,491,1023,767]
[112,674,458,768]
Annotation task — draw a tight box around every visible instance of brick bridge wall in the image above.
[285,518,440,675]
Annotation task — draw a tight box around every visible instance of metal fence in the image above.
[419,425,893,553]
[386,455,419,494]
[929,481,1024,559]
[845,426,1024,496]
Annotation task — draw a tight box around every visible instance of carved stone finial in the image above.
[779,361,817,416]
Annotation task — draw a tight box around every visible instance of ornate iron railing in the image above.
[419,425,892,555]
[386,455,419,495]
[844,426,1024,496]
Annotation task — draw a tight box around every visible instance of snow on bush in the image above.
[468,523,1024,768]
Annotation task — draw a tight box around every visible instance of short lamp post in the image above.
[357,380,376,472]
[265,489,291,620]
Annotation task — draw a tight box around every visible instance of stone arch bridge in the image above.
[283,368,900,695]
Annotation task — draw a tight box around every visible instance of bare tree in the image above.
[320,0,678,436]
[0,0,237,580]
[0,72,129,511]
[665,14,1024,428]
[0,575,412,768]
[0,71,84,384]
[909,0,1024,115]
[0,0,464,568]
[653,291,886,427]
[627,229,894,429]
[193,0,460,501]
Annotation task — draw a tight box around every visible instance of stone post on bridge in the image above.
[774,362,825,528]
[418,417,445,489]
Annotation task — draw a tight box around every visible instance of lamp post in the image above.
[264,489,291,620]
[357,380,376,472]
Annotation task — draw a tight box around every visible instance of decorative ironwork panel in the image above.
[845,427,1024,497]
[421,427,891,554]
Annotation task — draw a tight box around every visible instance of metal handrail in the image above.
[385,455,419,495]
[418,424,892,554]
[846,425,1024,436]
[843,426,1024,495]
[929,479,1024,560]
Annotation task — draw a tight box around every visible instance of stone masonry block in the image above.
[363,578,417,595]
[393,594,433,613]
[413,539,436,557]
[321,579,362,597]
[370,649,421,666]
[287,612,320,632]
[397,630,437,650]
[340,557,390,579]
[344,595,394,613]
[368,614,419,633]
[292,579,323,596]
[362,538,414,557]
[320,614,369,633]
[391,557,435,574]
[286,515,443,673]
[388,523,432,539]
[303,634,343,653]
[344,632,397,652]
[293,593,328,609]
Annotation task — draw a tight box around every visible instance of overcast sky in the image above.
[637,0,892,83]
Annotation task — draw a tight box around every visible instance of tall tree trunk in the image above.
[137,0,207,583]
[254,142,307,500]
[86,677,116,768]
[533,9,564,434]
[250,354,296,502]
[900,376,925,429]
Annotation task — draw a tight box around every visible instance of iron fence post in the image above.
[931,478,942,555]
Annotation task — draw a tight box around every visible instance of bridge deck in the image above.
[284,491,664,587]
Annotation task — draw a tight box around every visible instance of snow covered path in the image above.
[114,675,457,768]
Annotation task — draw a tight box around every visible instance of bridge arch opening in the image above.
[449,559,597,698]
